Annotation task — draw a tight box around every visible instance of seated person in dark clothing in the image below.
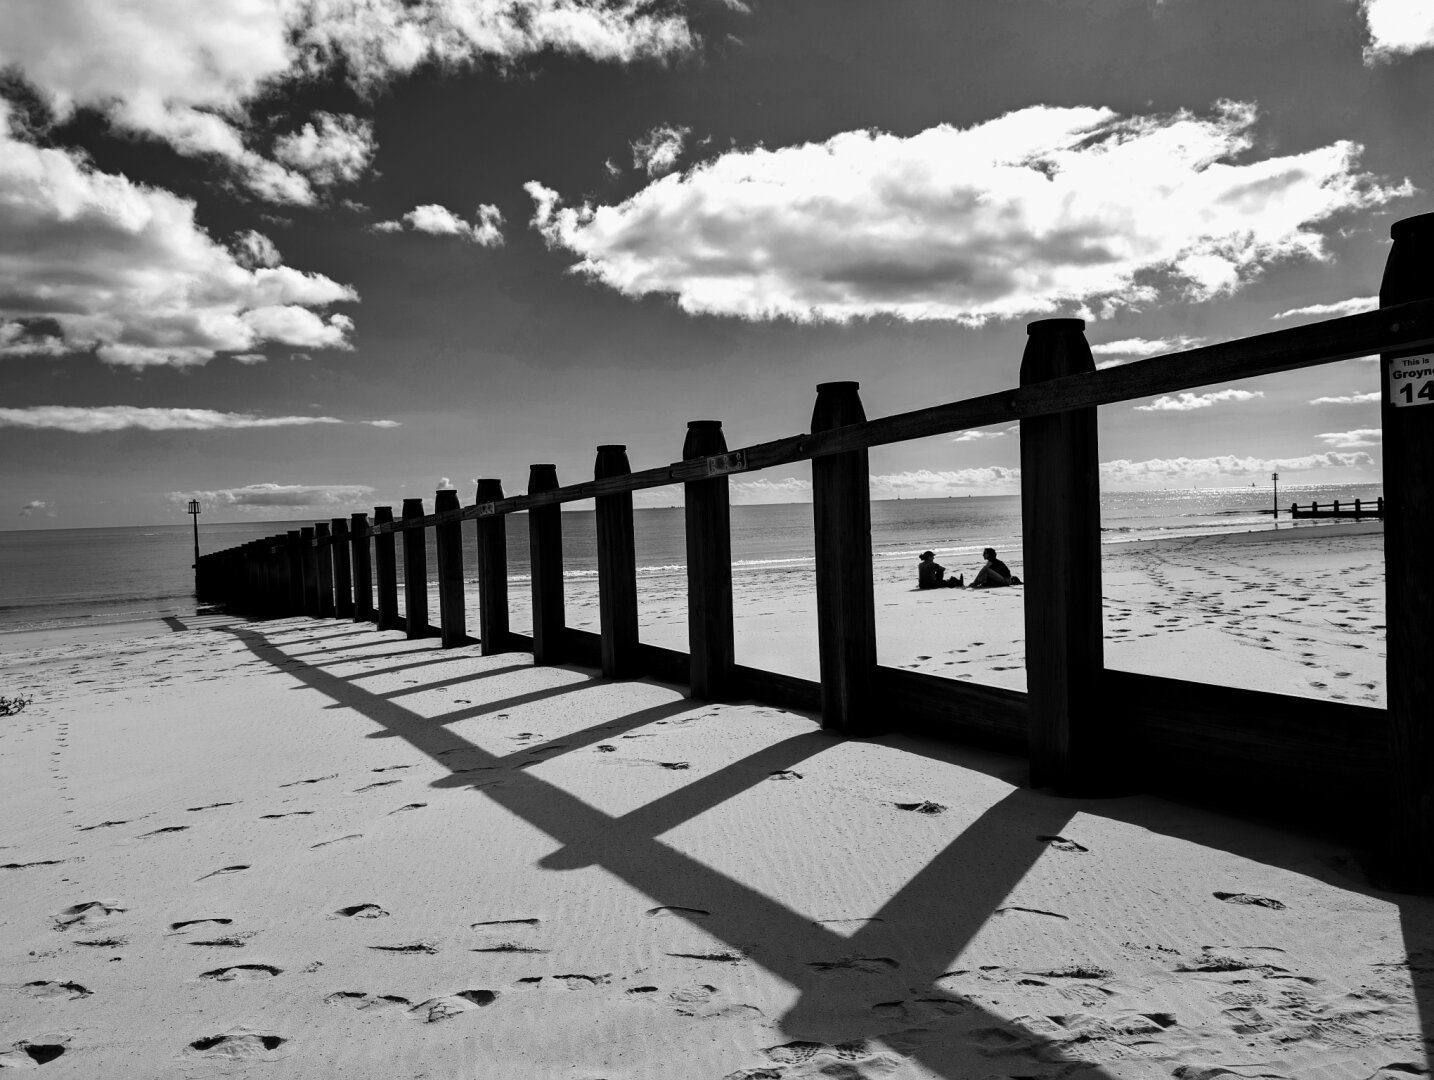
[969,547,1021,588]
[917,551,962,589]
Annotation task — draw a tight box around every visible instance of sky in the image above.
[3,0,1433,529]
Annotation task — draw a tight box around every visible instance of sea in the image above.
[0,483,1385,637]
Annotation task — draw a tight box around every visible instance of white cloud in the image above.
[1090,335,1204,357]
[372,203,505,246]
[1360,0,1434,61]
[1309,391,1380,404]
[949,429,1008,443]
[729,476,814,504]
[1315,427,1383,448]
[631,123,690,176]
[871,468,1021,499]
[169,483,377,509]
[1271,295,1378,320]
[527,102,1406,324]
[1100,452,1375,485]
[0,0,695,200]
[1134,389,1264,412]
[0,406,356,432]
[364,419,402,428]
[272,112,375,187]
[232,230,283,269]
[0,98,357,368]
[19,500,52,516]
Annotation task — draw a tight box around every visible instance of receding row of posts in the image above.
[194,209,1434,891]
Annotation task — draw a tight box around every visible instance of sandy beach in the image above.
[3,522,1425,1079]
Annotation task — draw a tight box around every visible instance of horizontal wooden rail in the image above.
[358,297,1434,534]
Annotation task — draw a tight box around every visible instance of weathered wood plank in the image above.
[349,512,374,623]
[330,518,353,619]
[1020,319,1116,794]
[595,445,640,678]
[373,506,403,632]
[434,489,467,648]
[1379,211,1434,888]
[475,478,510,655]
[527,464,566,664]
[314,522,336,618]
[810,382,878,735]
[300,526,320,617]
[401,497,429,640]
[683,421,735,700]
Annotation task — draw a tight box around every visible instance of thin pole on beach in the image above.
[475,479,510,655]
[401,498,429,640]
[1020,319,1116,795]
[595,445,639,678]
[683,420,736,701]
[187,499,201,595]
[1378,210,1434,890]
[434,489,467,648]
[527,464,566,665]
[811,382,879,735]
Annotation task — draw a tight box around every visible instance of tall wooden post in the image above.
[683,421,735,700]
[314,522,336,618]
[401,497,429,640]
[595,445,640,678]
[475,479,510,655]
[350,512,374,623]
[1019,318,1112,794]
[286,530,304,615]
[373,506,401,632]
[434,489,467,648]
[330,518,353,619]
[811,382,878,735]
[301,526,320,617]
[1379,211,1434,889]
[528,464,566,665]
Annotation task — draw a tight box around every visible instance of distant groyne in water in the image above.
[199,211,1434,890]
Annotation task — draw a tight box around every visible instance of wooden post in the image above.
[314,522,336,617]
[595,445,640,678]
[350,512,374,623]
[286,530,304,615]
[434,489,467,648]
[1019,318,1113,794]
[330,518,353,618]
[811,382,879,735]
[1378,211,1434,889]
[528,464,566,664]
[401,497,429,640]
[373,507,402,632]
[301,526,320,617]
[475,479,511,655]
[683,420,735,700]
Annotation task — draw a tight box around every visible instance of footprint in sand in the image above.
[892,801,946,814]
[310,834,363,849]
[1213,891,1286,910]
[52,900,125,931]
[646,906,710,918]
[279,774,337,788]
[352,780,401,793]
[0,1042,68,1068]
[336,903,388,918]
[388,802,427,814]
[368,941,438,954]
[139,825,189,837]
[1,859,66,871]
[259,811,314,819]
[408,991,497,1022]
[184,1032,288,1061]
[1037,834,1089,853]
[768,769,803,780]
[200,964,281,981]
[19,980,91,1000]
[187,802,237,812]
[197,865,249,880]
[325,991,412,1013]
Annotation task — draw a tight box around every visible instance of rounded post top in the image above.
[815,380,860,393]
[400,497,424,517]
[683,419,728,459]
[314,522,331,536]
[1391,212,1434,242]
[474,478,505,501]
[372,505,394,522]
[594,444,633,480]
[434,489,461,512]
[596,444,626,453]
[686,419,723,431]
[349,511,369,525]
[1027,317,1086,335]
[301,526,315,537]
[811,380,866,430]
[528,463,560,494]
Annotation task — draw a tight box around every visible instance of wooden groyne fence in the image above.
[1290,497,1385,520]
[198,212,1434,888]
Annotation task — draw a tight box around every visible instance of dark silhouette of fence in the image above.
[197,212,1434,889]
[1290,497,1384,519]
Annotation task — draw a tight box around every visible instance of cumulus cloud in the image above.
[0,99,357,368]
[729,476,814,505]
[527,102,1406,324]
[272,112,375,187]
[19,500,52,516]
[1309,391,1380,404]
[0,406,361,432]
[169,483,376,509]
[949,428,1010,443]
[1100,452,1375,485]
[372,203,505,246]
[0,0,695,200]
[1315,427,1382,448]
[364,419,402,428]
[1271,295,1378,320]
[1134,389,1264,412]
[631,123,690,176]
[1360,0,1434,61]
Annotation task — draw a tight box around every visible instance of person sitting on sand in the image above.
[968,547,1021,588]
[917,551,962,589]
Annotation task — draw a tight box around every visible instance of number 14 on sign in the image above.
[1389,352,1434,407]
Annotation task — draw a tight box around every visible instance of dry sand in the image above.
[2,522,1426,1079]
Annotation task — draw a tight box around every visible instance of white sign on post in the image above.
[1389,351,1434,408]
